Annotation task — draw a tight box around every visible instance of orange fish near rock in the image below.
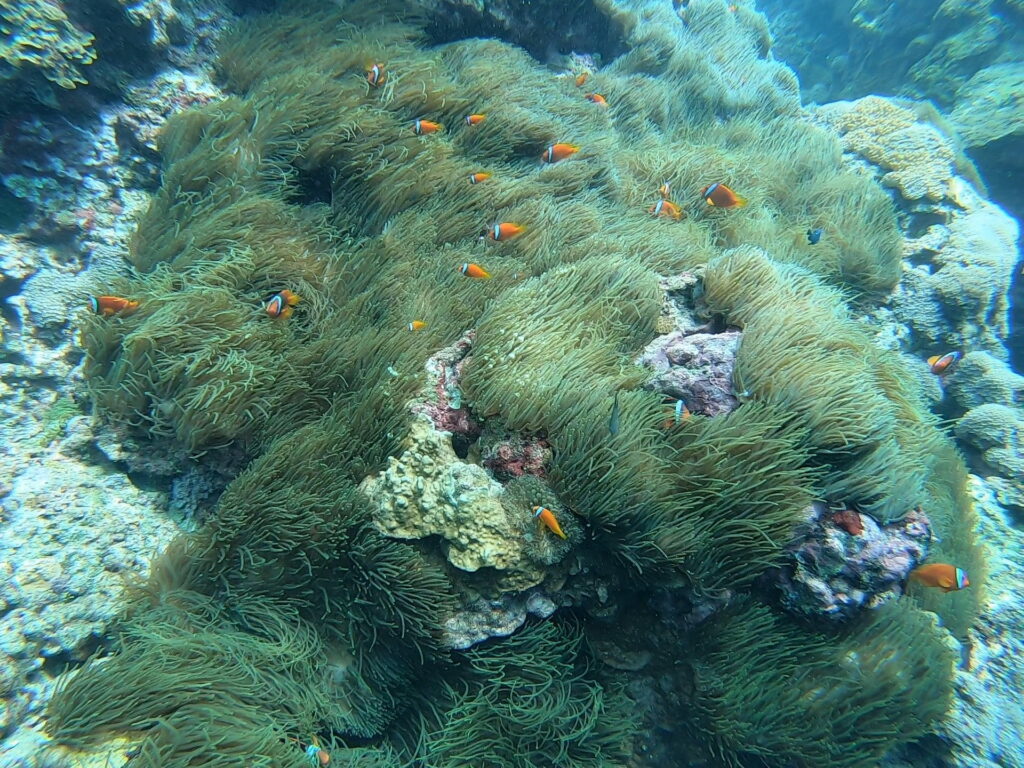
[532,506,567,540]
[458,263,491,279]
[264,289,301,320]
[909,563,969,593]
[650,199,682,220]
[661,398,690,429]
[928,351,962,375]
[575,71,590,87]
[541,143,580,163]
[366,63,386,87]
[702,182,748,208]
[488,222,527,241]
[89,296,139,317]
[412,119,443,135]
[464,113,486,126]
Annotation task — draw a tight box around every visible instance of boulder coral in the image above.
[49,0,986,765]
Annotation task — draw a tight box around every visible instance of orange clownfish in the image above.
[264,289,301,320]
[585,93,608,107]
[464,113,486,126]
[928,351,962,375]
[468,172,492,185]
[702,182,748,208]
[661,398,690,428]
[407,321,427,331]
[658,181,671,199]
[412,119,443,135]
[458,263,491,279]
[650,199,682,220]
[575,71,590,87]
[305,736,330,767]
[366,63,386,88]
[541,143,580,163]
[89,296,140,317]
[488,222,526,241]
[909,563,969,593]
[532,506,567,540]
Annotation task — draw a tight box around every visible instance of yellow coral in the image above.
[818,96,956,202]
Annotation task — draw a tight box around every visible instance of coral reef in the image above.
[0,0,96,91]
[363,414,564,590]
[7,0,991,766]
[816,96,956,202]
[638,329,741,416]
[773,501,932,621]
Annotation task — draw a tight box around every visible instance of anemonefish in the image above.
[928,351,962,375]
[659,181,672,199]
[305,736,330,767]
[532,506,567,540]
[488,222,526,241]
[264,289,301,320]
[585,93,608,107]
[909,563,970,593]
[458,263,491,279]
[541,143,580,163]
[407,321,427,331]
[468,172,492,185]
[701,182,748,208]
[412,119,443,135]
[662,398,690,428]
[464,114,486,126]
[650,199,682,220]
[575,71,590,87]
[89,296,140,317]
[366,63,386,88]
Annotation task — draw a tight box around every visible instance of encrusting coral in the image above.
[52,0,986,765]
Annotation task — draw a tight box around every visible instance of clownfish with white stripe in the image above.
[264,289,301,320]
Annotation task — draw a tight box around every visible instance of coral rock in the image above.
[363,415,545,589]
[817,96,956,202]
[773,501,932,621]
[639,330,741,416]
[442,590,557,650]
[479,428,551,481]
[412,334,481,439]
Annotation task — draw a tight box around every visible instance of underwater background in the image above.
[0,0,1021,766]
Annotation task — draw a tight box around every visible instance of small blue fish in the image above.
[608,391,621,436]
[807,228,823,245]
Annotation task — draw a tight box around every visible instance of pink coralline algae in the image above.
[479,429,551,481]
[412,334,481,438]
[772,501,932,621]
[638,330,742,417]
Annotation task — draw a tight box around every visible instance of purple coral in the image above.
[480,430,551,481]
[639,330,742,416]
[412,334,481,438]
[772,501,932,621]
